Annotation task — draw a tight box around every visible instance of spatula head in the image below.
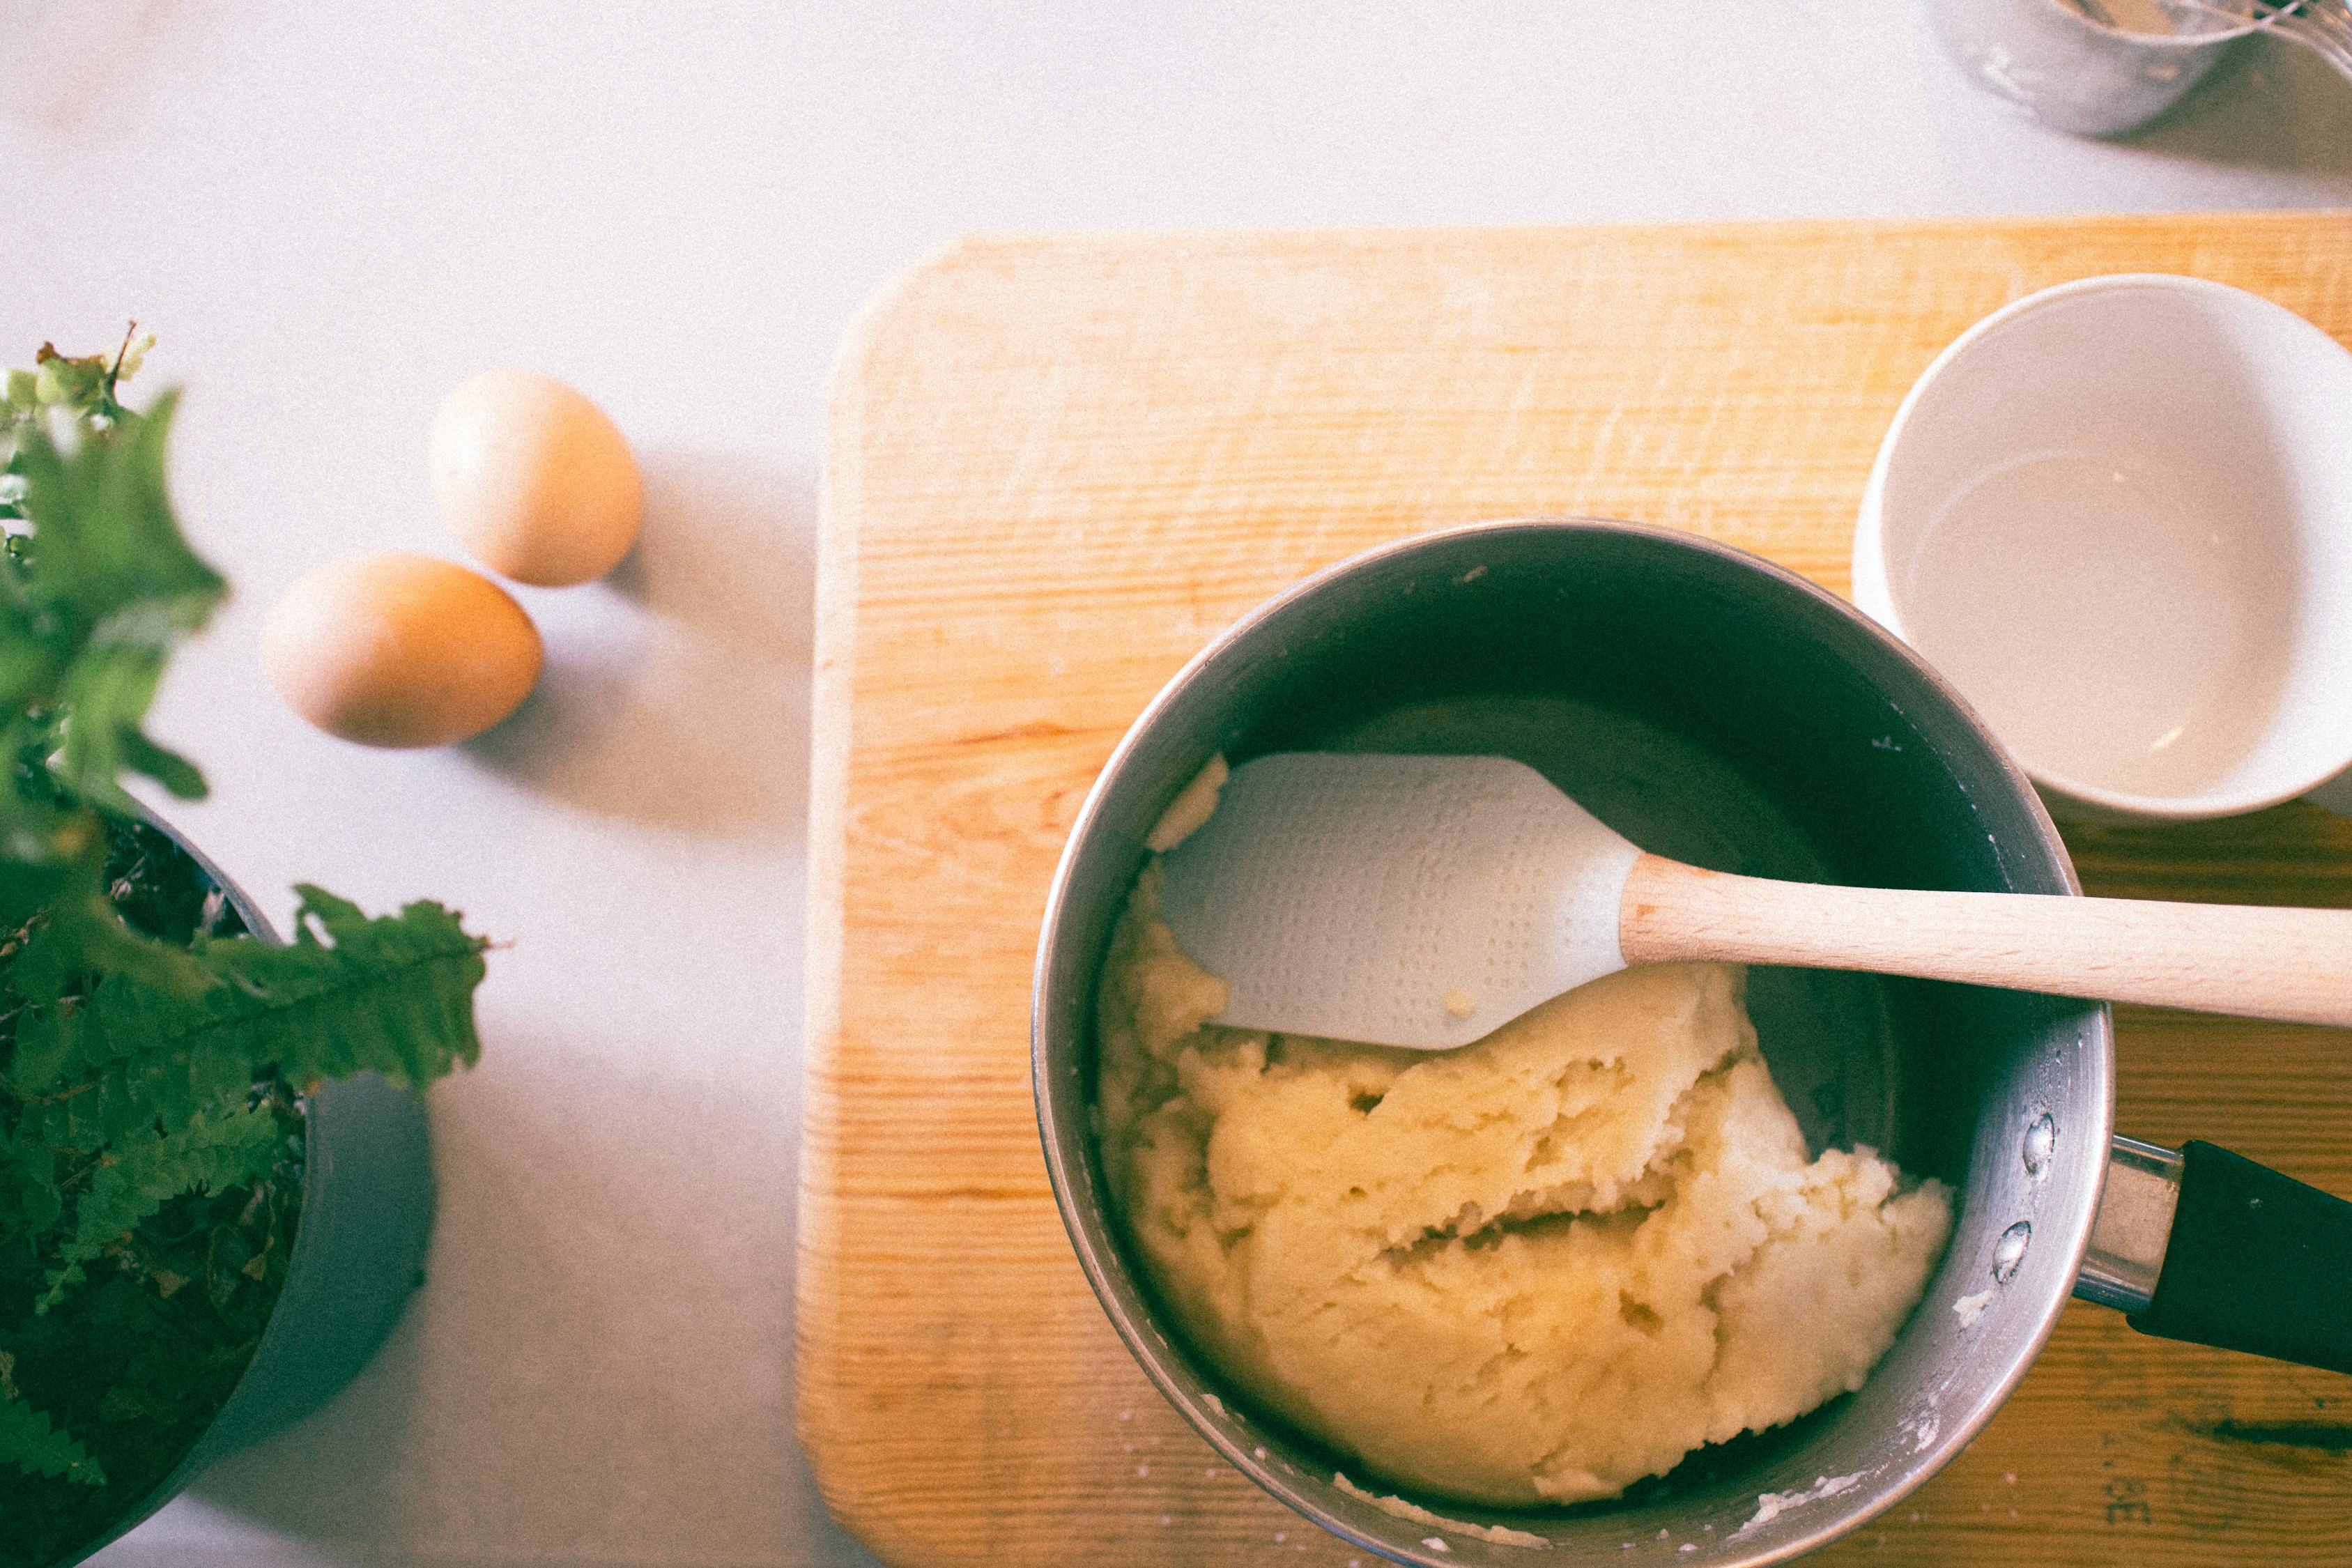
[1155,752,1643,1050]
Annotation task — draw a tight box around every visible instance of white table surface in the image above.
[1,3,2344,1565]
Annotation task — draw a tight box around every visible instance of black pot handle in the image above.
[2082,1137,2352,1375]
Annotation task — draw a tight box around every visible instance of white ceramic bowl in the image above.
[1853,274,2352,823]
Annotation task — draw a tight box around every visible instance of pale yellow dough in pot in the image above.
[1096,864,1953,1507]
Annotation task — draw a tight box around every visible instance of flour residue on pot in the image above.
[1953,1289,1992,1327]
[1330,1473,1552,1548]
[1146,754,1230,852]
[1735,1470,1866,1537]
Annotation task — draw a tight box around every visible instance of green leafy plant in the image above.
[0,335,487,1562]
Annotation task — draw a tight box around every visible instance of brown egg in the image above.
[262,553,543,748]
[429,368,642,587]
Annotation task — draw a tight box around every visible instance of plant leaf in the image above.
[36,1102,281,1312]
[8,393,225,806]
[18,892,486,1148]
[0,1388,105,1486]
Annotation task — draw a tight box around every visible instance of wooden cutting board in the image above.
[798,213,2352,1567]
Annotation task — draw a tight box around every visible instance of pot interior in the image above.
[1037,521,2111,1567]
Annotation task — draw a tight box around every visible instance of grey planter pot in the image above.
[46,813,436,1567]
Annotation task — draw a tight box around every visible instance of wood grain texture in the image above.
[1620,854,2352,1027]
[799,213,2352,1567]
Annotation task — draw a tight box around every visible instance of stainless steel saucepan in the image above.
[1033,518,2352,1567]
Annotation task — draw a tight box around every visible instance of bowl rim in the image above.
[1033,515,2108,1567]
[1853,271,2352,822]
[2029,0,2279,49]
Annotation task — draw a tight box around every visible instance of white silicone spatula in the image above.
[1153,753,2352,1050]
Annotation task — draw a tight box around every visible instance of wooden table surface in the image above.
[798,212,2352,1566]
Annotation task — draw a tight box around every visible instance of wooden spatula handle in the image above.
[1620,856,2352,1027]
